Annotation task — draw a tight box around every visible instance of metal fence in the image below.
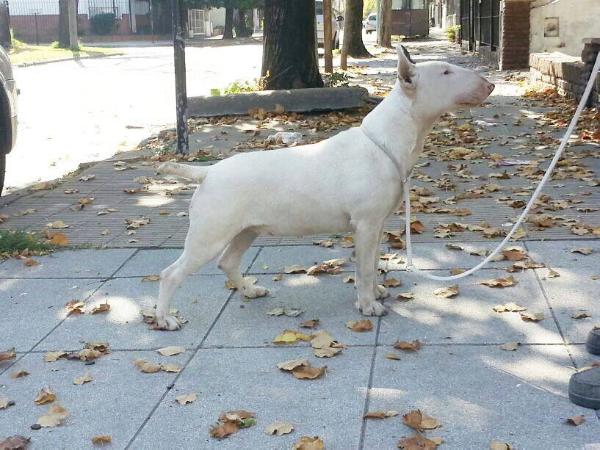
[459,0,500,51]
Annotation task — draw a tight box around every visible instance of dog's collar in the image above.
[360,125,410,182]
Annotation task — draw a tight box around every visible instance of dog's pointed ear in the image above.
[397,44,417,93]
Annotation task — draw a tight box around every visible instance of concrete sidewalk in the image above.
[1,35,599,449]
[0,242,599,448]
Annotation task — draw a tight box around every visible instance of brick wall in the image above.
[499,0,530,70]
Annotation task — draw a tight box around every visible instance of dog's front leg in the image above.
[372,223,389,300]
[354,221,387,316]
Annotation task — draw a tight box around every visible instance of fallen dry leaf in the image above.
[175,392,197,405]
[284,265,307,274]
[142,274,160,282]
[44,351,67,362]
[398,434,442,449]
[210,410,256,439]
[566,414,585,426]
[385,352,401,360]
[292,365,326,380]
[520,311,545,322]
[264,421,294,436]
[133,359,162,373]
[300,319,320,329]
[161,363,182,373]
[0,348,16,363]
[346,319,373,332]
[273,330,312,344]
[34,386,56,405]
[0,435,30,449]
[267,307,303,317]
[293,436,325,450]
[547,268,561,278]
[47,232,69,246]
[394,340,421,352]
[499,342,520,351]
[384,277,402,288]
[10,369,29,379]
[157,346,185,356]
[46,220,69,229]
[364,410,399,419]
[402,410,441,431]
[493,302,527,313]
[571,311,591,319]
[490,440,513,450]
[277,358,309,371]
[90,303,110,314]
[0,397,15,410]
[502,247,528,261]
[481,276,517,288]
[396,292,415,301]
[73,373,93,385]
[91,435,112,446]
[64,300,85,316]
[433,284,459,298]
[22,257,39,267]
[571,247,593,255]
[37,403,69,428]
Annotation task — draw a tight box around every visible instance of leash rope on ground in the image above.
[403,52,600,281]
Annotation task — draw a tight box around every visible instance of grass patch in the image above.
[8,43,121,66]
[0,230,54,258]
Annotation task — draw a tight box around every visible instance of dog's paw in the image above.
[355,299,387,316]
[243,284,268,299]
[155,314,182,331]
[375,284,390,300]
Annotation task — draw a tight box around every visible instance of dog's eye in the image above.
[443,69,451,75]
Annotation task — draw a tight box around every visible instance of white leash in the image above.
[403,53,600,281]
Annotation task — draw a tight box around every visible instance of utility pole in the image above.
[323,0,333,73]
[172,0,189,154]
[67,0,78,49]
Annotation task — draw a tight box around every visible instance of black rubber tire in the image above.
[0,153,5,196]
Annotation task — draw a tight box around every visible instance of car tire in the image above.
[0,153,5,196]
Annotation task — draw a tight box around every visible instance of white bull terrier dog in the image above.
[155,45,494,330]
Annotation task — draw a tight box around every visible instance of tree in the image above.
[342,0,371,57]
[377,0,392,48]
[261,0,323,90]
[223,6,234,38]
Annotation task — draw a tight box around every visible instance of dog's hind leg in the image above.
[156,224,233,330]
[217,229,267,298]
[354,220,387,316]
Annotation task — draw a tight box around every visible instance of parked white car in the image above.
[363,12,377,34]
[316,0,343,49]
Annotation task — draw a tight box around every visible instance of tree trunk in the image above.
[261,0,323,90]
[58,0,69,48]
[377,0,392,48]
[343,0,370,57]
[234,9,252,38]
[0,3,11,49]
[223,7,234,39]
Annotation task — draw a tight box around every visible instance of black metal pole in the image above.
[172,0,188,154]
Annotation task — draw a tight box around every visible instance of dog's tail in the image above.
[157,162,209,182]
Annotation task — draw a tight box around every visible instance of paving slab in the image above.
[129,346,373,449]
[113,247,260,278]
[0,249,136,279]
[526,240,600,270]
[362,345,600,449]
[378,268,563,345]
[203,273,378,348]
[534,265,600,344]
[248,245,355,274]
[0,350,186,449]
[0,278,103,352]
[36,275,231,351]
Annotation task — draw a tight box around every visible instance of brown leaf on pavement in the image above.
[44,351,67,362]
[402,410,441,432]
[273,330,312,344]
[501,247,528,261]
[90,303,110,314]
[64,300,85,316]
[292,365,326,380]
[394,340,421,352]
[499,342,520,351]
[364,410,399,419]
[0,397,15,410]
[34,387,56,405]
[571,247,593,255]
[566,415,585,426]
[73,373,93,385]
[157,346,186,356]
[293,436,325,450]
[36,404,69,428]
[0,348,16,363]
[47,232,69,246]
[481,276,517,288]
[346,319,373,332]
[571,311,591,319]
[384,277,402,288]
[0,435,30,450]
[433,284,459,298]
[493,302,527,313]
[10,370,29,379]
[175,393,197,405]
[142,274,160,282]
[264,421,294,436]
[210,410,256,439]
[91,435,112,446]
[520,311,545,322]
[300,319,320,329]
[133,359,162,373]
[398,434,442,449]
[490,440,513,450]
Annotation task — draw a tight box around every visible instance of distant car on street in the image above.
[363,12,377,34]
[0,45,17,195]
[316,0,343,49]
